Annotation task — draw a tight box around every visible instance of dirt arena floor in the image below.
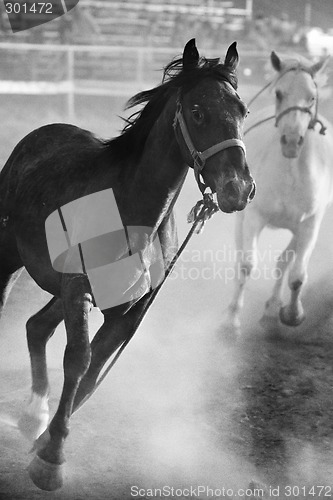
[0,77,333,500]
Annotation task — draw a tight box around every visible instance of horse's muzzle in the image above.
[280,133,304,159]
[217,177,256,213]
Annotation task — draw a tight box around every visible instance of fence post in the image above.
[67,46,75,121]
[136,48,145,88]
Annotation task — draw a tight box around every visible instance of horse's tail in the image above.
[0,153,24,312]
[0,158,15,223]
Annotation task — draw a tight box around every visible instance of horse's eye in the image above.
[275,90,283,101]
[191,106,204,124]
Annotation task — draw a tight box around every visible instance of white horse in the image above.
[224,51,333,334]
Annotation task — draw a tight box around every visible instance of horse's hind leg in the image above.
[280,215,322,327]
[28,275,93,491]
[18,297,63,441]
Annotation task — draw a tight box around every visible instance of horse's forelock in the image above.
[163,55,238,91]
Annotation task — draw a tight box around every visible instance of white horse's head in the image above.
[271,51,329,158]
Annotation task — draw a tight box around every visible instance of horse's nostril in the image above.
[298,136,304,145]
[280,134,287,145]
[248,182,256,201]
[225,180,237,196]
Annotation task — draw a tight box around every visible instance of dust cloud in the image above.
[1,95,333,499]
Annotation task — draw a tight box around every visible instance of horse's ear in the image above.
[224,41,239,71]
[183,39,199,71]
[310,55,330,76]
[271,51,282,72]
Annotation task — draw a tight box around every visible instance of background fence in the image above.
[0,41,273,120]
[0,41,332,120]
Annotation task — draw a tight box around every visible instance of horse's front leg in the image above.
[222,210,264,336]
[280,215,322,327]
[260,237,296,329]
[72,213,176,411]
[72,294,152,413]
[28,275,93,491]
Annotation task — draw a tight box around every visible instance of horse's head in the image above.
[271,51,329,159]
[173,39,255,213]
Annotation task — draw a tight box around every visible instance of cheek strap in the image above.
[173,100,246,193]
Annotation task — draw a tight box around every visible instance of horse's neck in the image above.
[125,99,188,229]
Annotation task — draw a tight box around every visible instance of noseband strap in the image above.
[173,96,246,193]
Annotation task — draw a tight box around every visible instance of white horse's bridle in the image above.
[274,66,326,135]
[173,92,246,193]
[245,65,327,138]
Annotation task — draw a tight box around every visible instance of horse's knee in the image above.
[237,260,254,280]
[291,279,302,291]
[63,294,93,378]
[242,263,253,277]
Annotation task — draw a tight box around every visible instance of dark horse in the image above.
[0,39,254,490]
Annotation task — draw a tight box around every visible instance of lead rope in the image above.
[73,192,219,415]
[244,78,276,136]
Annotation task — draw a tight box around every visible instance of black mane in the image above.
[106,55,238,162]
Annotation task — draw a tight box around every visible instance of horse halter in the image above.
[274,67,327,135]
[173,90,246,193]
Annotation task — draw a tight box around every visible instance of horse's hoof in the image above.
[259,314,280,334]
[279,306,305,327]
[18,412,48,442]
[28,455,64,491]
[219,322,241,344]
[247,479,267,499]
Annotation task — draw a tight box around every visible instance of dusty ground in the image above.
[0,82,333,500]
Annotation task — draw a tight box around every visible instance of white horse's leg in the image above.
[280,215,322,327]
[260,237,296,328]
[222,210,264,335]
